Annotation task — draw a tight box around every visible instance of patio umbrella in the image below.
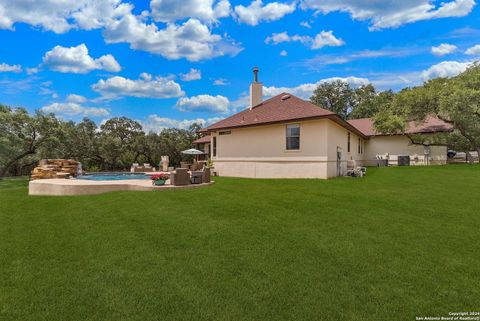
[181,148,205,155]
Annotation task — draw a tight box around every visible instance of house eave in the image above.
[200,114,369,139]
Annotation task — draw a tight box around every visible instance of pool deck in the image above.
[29,179,214,196]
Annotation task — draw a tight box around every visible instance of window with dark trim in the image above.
[347,132,351,153]
[219,130,231,135]
[286,124,300,150]
[213,136,217,157]
[358,137,361,154]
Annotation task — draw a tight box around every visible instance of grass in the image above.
[1,165,479,321]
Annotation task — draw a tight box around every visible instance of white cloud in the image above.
[43,44,121,74]
[465,44,480,55]
[299,47,422,70]
[431,43,458,56]
[213,78,228,85]
[234,0,296,26]
[176,94,230,113]
[311,30,345,49]
[301,0,476,30]
[0,63,22,73]
[265,31,310,45]
[366,73,417,89]
[264,76,370,100]
[38,82,58,98]
[180,68,202,81]
[300,21,311,28]
[0,1,242,62]
[142,114,222,132]
[103,15,242,61]
[66,94,88,103]
[92,73,185,99]
[280,50,288,56]
[0,0,132,33]
[421,60,471,80]
[231,76,371,110]
[41,102,109,117]
[26,67,39,74]
[265,30,344,49]
[150,0,231,22]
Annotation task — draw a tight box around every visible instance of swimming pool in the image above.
[78,172,150,181]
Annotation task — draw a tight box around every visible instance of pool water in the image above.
[78,173,150,180]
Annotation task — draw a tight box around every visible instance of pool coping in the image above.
[29,179,214,196]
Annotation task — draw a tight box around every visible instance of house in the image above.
[192,135,211,161]
[348,116,451,167]
[198,68,451,179]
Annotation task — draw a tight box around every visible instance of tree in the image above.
[99,117,144,170]
[310,82,395,120]
[157,128,197,166]
[0,107,60,177]
[310,80,355,119]
[100,117,143,144]
[374,64,480,155]
[0,107,206,175]
[188,122,203,134]
[351,86,395,119]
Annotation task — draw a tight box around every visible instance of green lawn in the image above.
[1,166,479,321]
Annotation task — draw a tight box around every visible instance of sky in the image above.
[0,0,479,131]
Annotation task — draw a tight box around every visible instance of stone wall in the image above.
[31,159,80,180]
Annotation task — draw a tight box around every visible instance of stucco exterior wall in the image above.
[364,135,447,166]
[212,119,331,178]
[213,161,328,179]
[214,119,329,158]
[325,121,365,178]
[208,119,447,179]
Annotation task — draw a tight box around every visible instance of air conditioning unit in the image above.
[398,155,410,166]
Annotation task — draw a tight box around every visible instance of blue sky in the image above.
[0,0,479,130]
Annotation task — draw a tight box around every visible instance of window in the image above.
[358,137,361,154]
[347,132,351,153]
[286,124,300,150]
[219,130,231,135]
[213,136,217,157]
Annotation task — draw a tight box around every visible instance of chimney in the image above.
[249,67,262,109]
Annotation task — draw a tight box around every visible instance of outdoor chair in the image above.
[143,163,156,172]
[191,161,201,171]
[190,171,203,184]
[170,168,190,186]
[130,163,140,172]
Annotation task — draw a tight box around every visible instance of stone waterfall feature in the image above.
[31,159,80,180]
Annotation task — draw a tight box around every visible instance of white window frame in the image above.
[286,123,301,151]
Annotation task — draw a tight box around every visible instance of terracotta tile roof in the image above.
[199,93,368,135]
[193,136,211,144]
[348,116,452,137]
